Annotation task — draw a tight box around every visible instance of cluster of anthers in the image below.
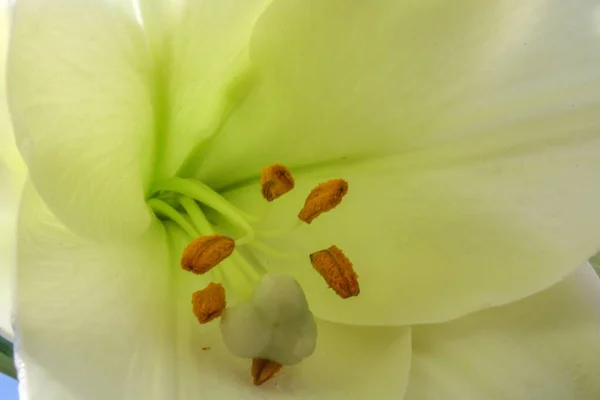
[152,164,359,386]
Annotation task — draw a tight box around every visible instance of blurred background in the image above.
[0,372,18,399]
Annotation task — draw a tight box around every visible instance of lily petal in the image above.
[404,263,600,400]
[176,321,410,399]
[197,0,600,185]
[0,0,25,340]
[8,0,155,241]
[15,182,174,399]
[142,0,269,179]
[214,0,600,325]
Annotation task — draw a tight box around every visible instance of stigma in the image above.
[220,274,318,384]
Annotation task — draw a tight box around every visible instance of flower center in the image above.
[147,165,358,386]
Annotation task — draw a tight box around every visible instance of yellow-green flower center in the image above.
[147,166,357,385]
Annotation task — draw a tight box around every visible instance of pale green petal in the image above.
[8,0,155,241]
[404,264,600,400]
[176,321,410,400]
[15,182,174,399]
[0,0,25,340]
[212,0,600,326]
[139,0,269,179]
[136,0,182,57]
[196,0,599,186]
[167,223,411,399]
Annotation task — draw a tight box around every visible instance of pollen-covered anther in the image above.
[310,245,359,299]
[260,163,295,201]
[181,235,235,274]
[192,282,226,324]
[251,358,283,386]
[298,179,348,223]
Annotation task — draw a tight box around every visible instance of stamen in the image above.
[251,358,282,386]
[179,196,214,234]
[310,245,360,299]
[231,251,266,278]
[152,178,257,242]
[298,179,348,224]
[181,235,235,274]
[260,164,295,201]
[192,282,226,324]
[180,196,253,250]
[148,198,199,239]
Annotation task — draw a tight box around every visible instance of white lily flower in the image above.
[2,0,600,399]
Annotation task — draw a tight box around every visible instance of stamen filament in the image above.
[234,237,253,246]
[148,198,199,239]
[256,220,303,238]
[231,251,266,278]
[213,268,225,283]
[179,196,214,234]
[180,195,253,246]
[249,241,302,261]
[153,177,260,224]
[153,178,256,242]
[220,259,255,298]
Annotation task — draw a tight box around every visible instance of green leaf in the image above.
[0,336,16,379]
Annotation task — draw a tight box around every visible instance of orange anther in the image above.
[260,164,295,201]
[298,179,348,223]
[251,358,283,386]
[310,245,359,299]
[181,235,235,274]
[192,282,226,324]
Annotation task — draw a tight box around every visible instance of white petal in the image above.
[138,0,269,178]
[216,0,600,325]
[196,0,600,186]
[168,223,412,399]
[15,182,174,399]
[404,264,600,400]
[0,0,25,340]
[8,0,155,241]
